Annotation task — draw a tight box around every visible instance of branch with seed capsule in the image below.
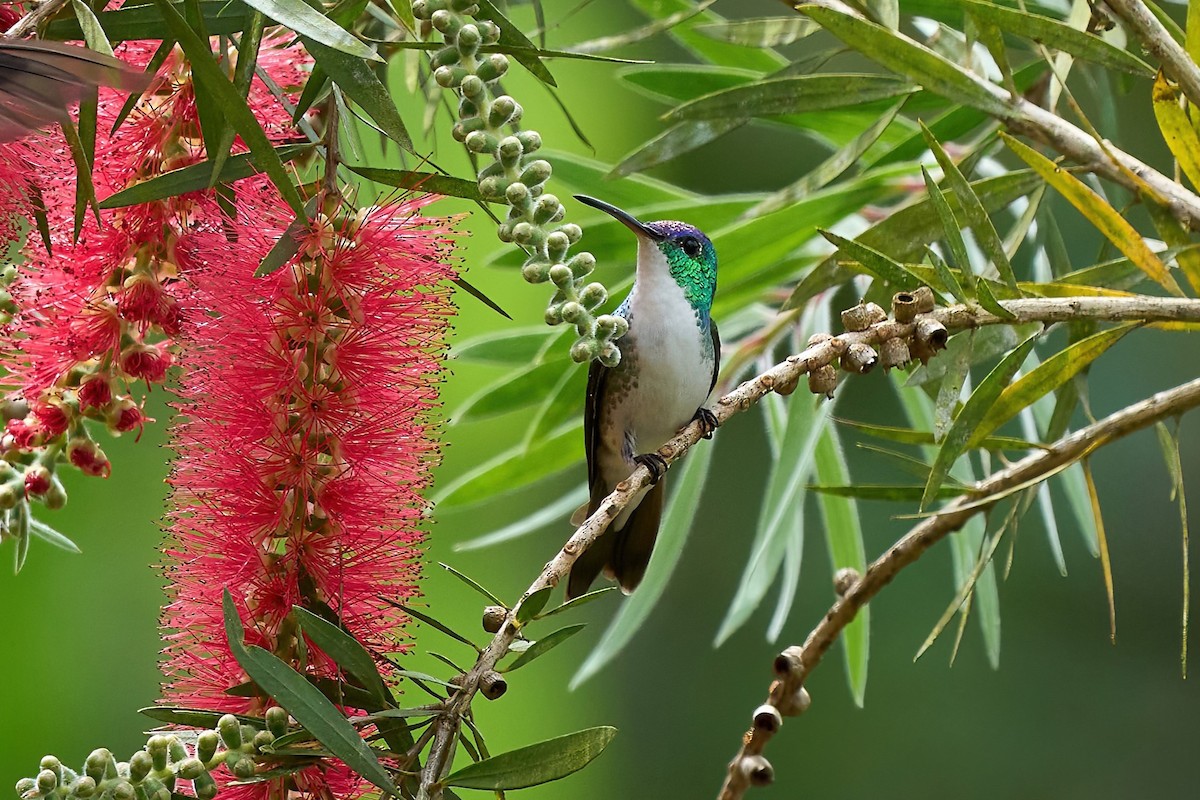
[418,291,1200,798]
[412,0,627,365]
[716,374,1200,799]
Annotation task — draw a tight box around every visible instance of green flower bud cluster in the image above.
[0,265,20,326]
[411,0,627,366]
[14,710,290,800]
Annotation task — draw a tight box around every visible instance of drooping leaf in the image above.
[834,418,1041,451]
[292,606,391,708]
[922,123,1017,290]
[1152,70,1200,192]
[922,330,1041,509]
[664,74,918,121]
[967,324,1136,450]
[572,442,714,687]
[100,145,313,208]
[541,586,618,620]
[1155,421,1190,678]
[45,0,253,40]
[438,562,505,607]
[473,0,556,86]
[819,229,925,290]
[241,0,380,60]
[698,14,820,47]
[140,706,268,729]
[345,165,490,202]
[302,35,413,152]
[799,3,1016,118]
[815,428,869,705]
[222,593,398,795]
[442,727,616,790]
[515,586,554,625]
[502,624,585,672]
[392,603,480,651]
[955,0,1153,75]
[28,518,82,554]
[1001,132,1183,296]
[431,423,581,507]
[152,0,303,213]
[1081,461,1116,643]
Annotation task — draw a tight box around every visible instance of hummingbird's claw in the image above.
[693,408,719,439]
[634,453,668,484]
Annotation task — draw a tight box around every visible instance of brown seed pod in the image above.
[808,364,838,398]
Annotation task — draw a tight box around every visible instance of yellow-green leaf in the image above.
[1152,70,1200,192]
[1001,132,1183,296]
[967,324,1136,451]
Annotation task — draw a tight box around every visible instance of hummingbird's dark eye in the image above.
[680,236,702,258]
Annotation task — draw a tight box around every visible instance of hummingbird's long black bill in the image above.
[575,194,666,242]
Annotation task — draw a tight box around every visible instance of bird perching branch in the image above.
[1104,0,1200,111]
[4,0,70,37]
[715,374,1200,800]
[419,293,1200,797]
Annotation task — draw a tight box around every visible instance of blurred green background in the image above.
[3,1,1200,797]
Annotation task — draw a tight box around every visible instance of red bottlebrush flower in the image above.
[120,341,172,383]
[161,191,455,797]
[68,438,111,478]
[109,398,150,433]
[31,400,70,436]
[24,466,51,497]
[5,418,41,450]
[78,376,113,410]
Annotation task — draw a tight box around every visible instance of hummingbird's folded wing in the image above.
[0,39,149,141]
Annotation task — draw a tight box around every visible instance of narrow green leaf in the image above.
[28,519,82,554]
[515,586,554,625]
[925,247,967,306]
[452,359,571,423]
[694,16,818,46]
[222,592,399,795]
[345,165,489,202]
[241,0,380,60]
[819,230,924,290]
[809,484,962,501]
[392,603,479,651]
[140,706,268,729]
[976,277,1017,320]
[453,486,588,552]
[452,327,558,366]
[502,624,585,672]
[745,100,905,219]
[922,330,1041,509]
[815,427,869,705]
[209,9,267,187]
[834,418,1040,451]
[610,119,745,178]
[473,0,556,86]
[292,607,391,708]
[922,123,1017,290]
[152,0,303,213]
[58,119,98,239]
[629,0,784,71]
[572,443,714,687]
[1156,421,1190,677]
[1001,132,1182,296]
[111,38,174,135]
[303,36,412,152]
[665,74,917,121]
[438,562,505,607]
[968,324,1136,450]
[431,423,581,507]
[956,0,1153,76]
[541,586,618,620]
[70,0,114,55]
[921,165,973,292]
[256,195,319,277]
[800,4,1016,118]
[443,727,616,790]
[934,331,972,441]
[101,145,312,208]
[390,0,414,31]
[45,0,253,40]
[1081,461,1117,643]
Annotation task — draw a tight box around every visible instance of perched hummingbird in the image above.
[566,195,720,601]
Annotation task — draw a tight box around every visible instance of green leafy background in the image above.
[3,0,1200,796]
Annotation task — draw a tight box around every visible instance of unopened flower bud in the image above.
[534,195,563,225]
[464,129,497,154]
[192,772,217,800]
[474,52,508,82]
[567,252,596,279]
[433,65,466,88]
[511,222,535,245]
[505,181,530,208]
[15,778,35,799]
[72,777,96,798]
[147,737,169,771]
[545,303,565,325]
[515,130,542,154]
[197,730,219,763]
[456,23,481,54]
[218,714,243,749]
[547,231,571,261]
[23,466,51,497]
[570,339,596,362]
[128,751,152,783]
[522,261,550,284]
[520,160,552,189]
[579,283,607,309]
[266,707,289,738]
[430,9,459,34]
[487,96,519,129]
[560,302,585,324]
[598,341,621,367]
[548,264,573,288]
[36,770,56,795]
[112,780,134,800]
[176,758,205,781]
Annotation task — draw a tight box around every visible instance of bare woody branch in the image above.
[783,0,1200,231]
[716,374,1200,800]
[4,0,70,37]
[1105,0,1200,111]
[418,293,1200,797]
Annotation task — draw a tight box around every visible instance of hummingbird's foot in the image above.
[634,453,668,484]
[693,408,719,439]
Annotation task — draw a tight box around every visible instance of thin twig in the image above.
[4,0,70,38]
[419,293,1200,798]
[1105,0,1200,111]
[322,92,340,197]
[716,374,1200,799]
[783,0,1200,231]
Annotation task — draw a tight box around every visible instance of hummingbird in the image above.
[0,39,148,141]
[566,195,720,601]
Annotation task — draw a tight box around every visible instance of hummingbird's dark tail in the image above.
[0,39,150,141]
[566,478,665,600]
